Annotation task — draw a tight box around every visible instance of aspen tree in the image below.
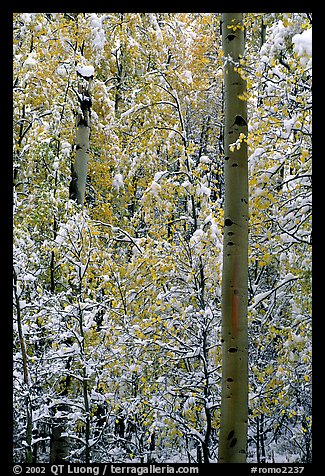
[218,13,249,463]
[13,267,33,463]
[13,13,311,463]
[69,66,93,207]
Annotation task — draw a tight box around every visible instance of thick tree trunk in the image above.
[50,412,70,463]
[218,13,249,463]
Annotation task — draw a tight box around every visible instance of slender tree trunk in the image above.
[69,79,92,207]
[50,357,72,463]
[51,73,93,462]
[13,268,33,462]
[82,369,91,463]
[218,13,249,463]
[260,414,266,463]
[79,302,91,463]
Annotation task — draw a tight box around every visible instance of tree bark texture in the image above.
[218,13,249,463]
[69,80,92,207]
[13,267,33,462]
[50,412,70,463]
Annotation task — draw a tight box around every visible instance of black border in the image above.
[5,4,319,472]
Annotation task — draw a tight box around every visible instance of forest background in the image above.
[12,12,312,464]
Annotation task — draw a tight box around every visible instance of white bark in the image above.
[218,12,249,464]
[70,83,92,207]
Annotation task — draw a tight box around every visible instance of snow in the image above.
[249,147,265,174]
[189,428,204,443]
[60,141,71,158]
[76,64,94,78]
[89,13,102,29]
[181,180,191,188]
[148,13,163,41]
[279,272,298,284]
[150,181,161,196]
[56,64,67,76]
[190,229,204,248]
[251,147,265,158]
[210,217,222,246]
[283,116,296,137]
[183,396,195,410]
[262,20,291,57]
[112,173,124,192]
[21,13,32,24]
[293,334,305,344]
[182,70,193,84]
[24,52,37,67]
[292,28,312,59]
[121,105,137,118]
[55,226,67,245]
[56,343,79,357]
[199,155,211,164]
[197,184,211,198]
[154,170,167,182]
[89,13,106,53]
[252,290,272,307]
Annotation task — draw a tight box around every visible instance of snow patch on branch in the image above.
[148,13,163,42]
[292,28,312,68]
[89,13,106,60]
[76,64,94,78]
[112,173,124,192]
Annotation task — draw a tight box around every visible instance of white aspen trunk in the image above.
[69,81,92,207]
[218,12,249,463]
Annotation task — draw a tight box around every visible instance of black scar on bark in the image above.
[227,430,235,440]
[228,347,238,353]
[232,115,247,127]
[230,438,237,448]
[226,34,236,41]
[227,377,234,382]
[69,164,78,201]
[225,218,234,226]
[77,117,89,127]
